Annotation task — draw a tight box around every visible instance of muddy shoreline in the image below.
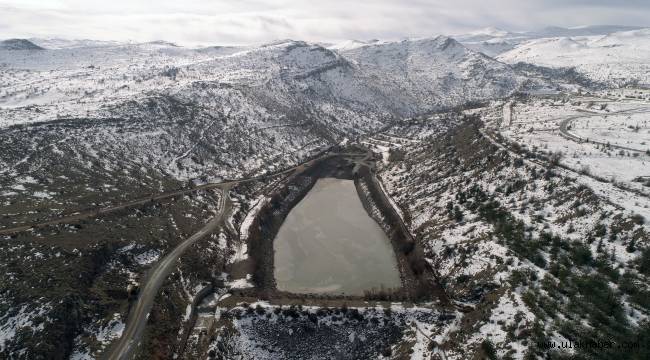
[356,166,446,302]
[244,154,354,295]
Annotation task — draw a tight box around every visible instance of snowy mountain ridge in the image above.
[0,39,44,50]
[0,35,525,132]
[497,28,650,85]
[0,34,531,202]
[448,25,650,85]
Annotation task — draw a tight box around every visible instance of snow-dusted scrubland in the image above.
[0,189,222,358]
[2,23,650,360]
[0,35,529,230]
[209,301,457,359]
[491,94,650,196]
[374,106,649,358]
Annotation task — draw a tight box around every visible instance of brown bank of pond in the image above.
[273,177,401,296]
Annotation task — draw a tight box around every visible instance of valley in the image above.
[1,24,650,360]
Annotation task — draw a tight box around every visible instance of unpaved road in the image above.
[106,187,230,360]
[558,107,649,153]
[0,155,332,236]
[0,152,330,359]
[104,154,335,359]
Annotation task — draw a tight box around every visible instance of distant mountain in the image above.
[497,28,650,85]
[337,36,524,113]
[0,39,44,50]
[28,38,122,49]
[456,25,647,57]
[460,38,517,58]
[327,39,381,51]
[145,40,180,47]
[454,27,513,43]
[452,25,650,85]
[528,25,646,38]
[468,26,510,37]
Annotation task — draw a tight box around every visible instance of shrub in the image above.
[347,308,364,322]
[282,306,299,318]
[513,158,524,167]
[453,206,464,222]
[570,242,593,266]
[381,347,392,357]
[549,151,563,166]
[531,252,547,269]
[401,241,415,254]
[638,247,650,276]
[481,339,498,360]
[593,223,607,237]
[509,270,529,287]
[255,304,265,315]
[631,214,645,225]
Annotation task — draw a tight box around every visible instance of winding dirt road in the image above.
[102,154,336,359]
[106,186,230,360]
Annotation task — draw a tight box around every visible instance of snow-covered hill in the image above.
[0,36,530,231]
[339,36,524,111]
[498,29,650,86]
[0,37,522,130]
[457,27,650,86]
[0,39,44,50]
[456,25,645,55]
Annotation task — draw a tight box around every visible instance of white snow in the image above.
[498,28,650,85]
[133,249,161,266]
[94,313,125,346]
[0,303,51,351]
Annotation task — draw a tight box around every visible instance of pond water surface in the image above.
[273,178,401,295]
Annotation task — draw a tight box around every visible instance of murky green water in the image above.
[273,178,401,295]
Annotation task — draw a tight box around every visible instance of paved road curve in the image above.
[558,107,649,153]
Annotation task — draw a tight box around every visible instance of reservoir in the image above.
[273,178,401,295]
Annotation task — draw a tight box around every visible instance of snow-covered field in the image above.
[371,105,650,358]
[494,94,650,195]
[571,111,650,151]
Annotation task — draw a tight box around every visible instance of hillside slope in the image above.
[0,39,44,50]
[497,29,650,85]
[0,36,536,359]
